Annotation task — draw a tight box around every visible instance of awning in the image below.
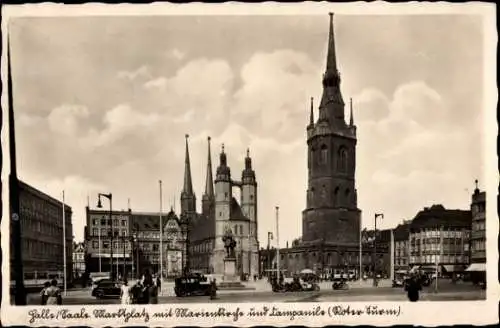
[443,265,467,273]
[466,263,486,272]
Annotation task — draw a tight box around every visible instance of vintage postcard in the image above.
[1,2,498,327]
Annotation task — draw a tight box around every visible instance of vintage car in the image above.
[174,274,212,297]
[91,279,121,299]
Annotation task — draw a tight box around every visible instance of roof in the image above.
[393,222,411,241]
[130,210,180,231]
[410,204,471,231]
[230,197,249,221]
[19,180,72,213]
[189,213,215,241]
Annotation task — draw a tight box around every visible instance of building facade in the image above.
[467,181,486,283]
[393,221,411,271]
[10,181,73,283]
[72,242,86,279]
[469,183,486,265]
[181,135,259,278]
[85,208,132,277]
[130,210,187,278]
[85,208,187,279]
[409,204,471,276]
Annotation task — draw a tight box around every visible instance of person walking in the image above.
[148,279,159,304]
[45,279,62,305]
[210,278,217,300]
[406,275,422,302]
[40,281,50,305]
[120,279,132,305]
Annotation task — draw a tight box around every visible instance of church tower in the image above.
[202,136,215,219]
[302,13,361,246]
[181,134,196,215]
[213,144,232,273]
[241,148,259,276]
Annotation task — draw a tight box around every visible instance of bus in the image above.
[10,271,64,289]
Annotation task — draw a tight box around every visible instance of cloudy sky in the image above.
[7,13,486,245]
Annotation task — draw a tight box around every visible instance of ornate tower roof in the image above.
[242,148,256,184]
[318,13,345,126]
[216,143,231,181]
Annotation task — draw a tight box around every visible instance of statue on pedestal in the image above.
[222,227,236,259]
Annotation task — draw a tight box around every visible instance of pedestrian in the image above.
[120,279,131,305]
[40,281,50,305]
[406,276,422,302]
[45,279,62,305]
[210,278,217,300]
[148,280,159,304]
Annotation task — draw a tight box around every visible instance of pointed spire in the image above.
[349,97,354,126]
[326,12,338,72]
[204,136,214,197]
[182,134,193,195]
[309,97,314,125]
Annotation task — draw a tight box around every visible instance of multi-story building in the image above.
[10,180,73,284]
[130,210,187,278]
[85,208,132,277]
[467,181,486,282]
[85,207,187,279]
[409,204,471,276]
[72,242,86,279]
[393,220,411,270]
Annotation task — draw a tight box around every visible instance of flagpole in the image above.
[8,32,27,305]
[62,190,67,296]
[159,180,163,295]
[275,206,280,278]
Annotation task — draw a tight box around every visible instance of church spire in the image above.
[181,134,196,214]
[204,136,214,197]
[182,134,193,195]
[319,12,345,124]
[326,12,338,73]
[349,97,354,126]
[309,97,314,125]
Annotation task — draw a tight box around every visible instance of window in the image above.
[103,241,110,249]
[153,243,159,251]
[121,220,127,226]
[338,147,348,172]
[101,219,106,226]
[320,145,328,164]
[93,219,98,226]
[92,228,98,236]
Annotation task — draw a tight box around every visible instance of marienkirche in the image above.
[280,13,368,275]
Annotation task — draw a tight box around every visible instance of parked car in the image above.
[174,274,212,297]
[91,280,121,299]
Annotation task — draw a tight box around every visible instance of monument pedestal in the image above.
[219,257,245,289]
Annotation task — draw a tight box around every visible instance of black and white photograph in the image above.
[1,2,497,326]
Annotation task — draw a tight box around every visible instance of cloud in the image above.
[233,49,322,141]
[117,65,152,82]
[168,48,185,61]
[47,104,90,136]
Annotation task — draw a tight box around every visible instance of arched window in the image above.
[338,147,348,172]
[320,145,328,165]
[310,147,316,168]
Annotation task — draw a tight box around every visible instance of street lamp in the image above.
[373,213,384,287]
[97,193,113,280]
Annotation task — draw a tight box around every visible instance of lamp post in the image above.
[373,213,384,287]
[97,193,113,280]
[267,232,272,276]
[130,234,136,279]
